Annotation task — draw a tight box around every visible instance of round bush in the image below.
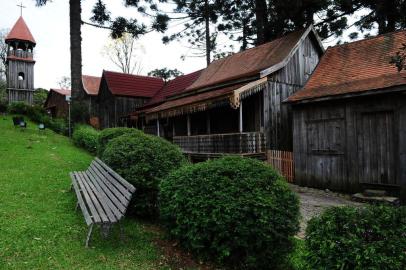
[305,205,406,270]
[72,125,99,154]
[102,133,187,217]
[159,156,300,269]
[98,127,144,155]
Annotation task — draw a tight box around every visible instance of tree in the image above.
[0,29,9,80]
[391,42,406,71]
[36,0,82,102]
[33,88,48,106]
[102,33,144,74]
[58,76,71,90]
[148,68,184,82]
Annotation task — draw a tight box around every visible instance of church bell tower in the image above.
[5,16,36,104]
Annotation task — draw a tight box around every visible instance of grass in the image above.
[0,116,164,269]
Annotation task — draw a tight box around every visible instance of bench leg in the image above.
[75,202,79,212]
[100,224,111,239]
[85,224,94,248]
[118,221,125,242]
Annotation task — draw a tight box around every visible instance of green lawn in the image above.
[0,116,164,269]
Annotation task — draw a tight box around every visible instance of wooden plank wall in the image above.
[267,150,294,182]
[263,35,321,151]
[292,93,406,195]
[7,60,34,90]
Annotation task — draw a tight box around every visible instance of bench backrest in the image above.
[85,158,136,217]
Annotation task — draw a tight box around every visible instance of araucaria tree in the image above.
[147,68,184,82]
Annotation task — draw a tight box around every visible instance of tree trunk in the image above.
[255,0,268,45]
[69,0,83,101]
[205,0,211,66]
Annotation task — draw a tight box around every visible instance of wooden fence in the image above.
[267,150,294,183]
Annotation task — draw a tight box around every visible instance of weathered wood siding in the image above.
[98,79,149,129]
[44,91,69,118]
[293,93,406,198]
[6,59,35,104]
[263,34,321,151]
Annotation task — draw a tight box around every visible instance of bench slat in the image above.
[70,172,93,226]
[83,171,121,221]
[87,166,127,214]
[78,172,111,224]
[76,172,103,224]
[95,158,136,193]
[90,161,132,200]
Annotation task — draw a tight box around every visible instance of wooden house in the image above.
[97,70,164,128]
[131,26,324,161]
[287,30,406,200]
[81,75,101,116]
[44,88,70,118]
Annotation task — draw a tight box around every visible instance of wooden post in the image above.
[239,101,243,133]
[157,119,160,137]
[187,114,191,136]
[172,120,176,137]
[206,112,211,135]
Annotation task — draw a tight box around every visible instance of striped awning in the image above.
[229,77,268,109]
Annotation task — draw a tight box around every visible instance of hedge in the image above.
[102,133,187,217]
[72,125,99,154]
[98,127,145,156]
[159,156,300,269]
[305,205,406,270]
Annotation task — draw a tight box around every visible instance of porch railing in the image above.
[173,132,266,154]
[266,150,294,183]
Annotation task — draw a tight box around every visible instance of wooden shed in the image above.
[97,71,164,128]
[44,88,70,118]
[131,26,324,160]
[287,30,406,201]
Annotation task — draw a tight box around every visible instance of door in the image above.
[357,111,398,185]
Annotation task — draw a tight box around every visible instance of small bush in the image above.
[305,205,406,270]
[102,133,187,217]
[73,125,99,154]
[48,118,68,135]
[98,127,144,155]
[26,106,47,123]
[159,156,300,269]
[8,102,29,115]
[0,101,7,113]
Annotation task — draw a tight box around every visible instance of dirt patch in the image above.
[289,184,363,238]
[142,223,219,270]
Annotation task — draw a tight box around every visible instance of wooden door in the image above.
[357,111,398,186]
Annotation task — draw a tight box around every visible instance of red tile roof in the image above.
[51,88,71,96]
[82,75,101,96]
[103,70,164,97]
[186,28,308,91]
[146,70,202,106]
[6,16,36,44]
[288,30,406,102]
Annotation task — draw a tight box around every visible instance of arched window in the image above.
[18,72,25,81]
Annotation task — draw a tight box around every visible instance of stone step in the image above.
[363,189,387,197]
[352,193,400,206]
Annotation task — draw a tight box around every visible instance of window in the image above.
[18,72,25,81]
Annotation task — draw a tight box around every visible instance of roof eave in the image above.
[286,84,406,105]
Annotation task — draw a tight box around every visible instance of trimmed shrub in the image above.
[73,125,99,154]
[0,102,7,113]
[98,127,145,155]
[305,205,406,270]
[102,133,187,217]
[159,156,300,269]
[26,105,47,123]
[48,118,68,135]
[7,102,29,115]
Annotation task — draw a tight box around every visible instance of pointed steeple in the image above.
[5,16,36,45]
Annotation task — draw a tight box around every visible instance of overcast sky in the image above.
[0,0,374,90]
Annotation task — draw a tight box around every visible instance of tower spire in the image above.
[17,1,26,17]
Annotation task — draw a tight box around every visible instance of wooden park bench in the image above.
[70,158,136,247]
[12,116,23,127]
